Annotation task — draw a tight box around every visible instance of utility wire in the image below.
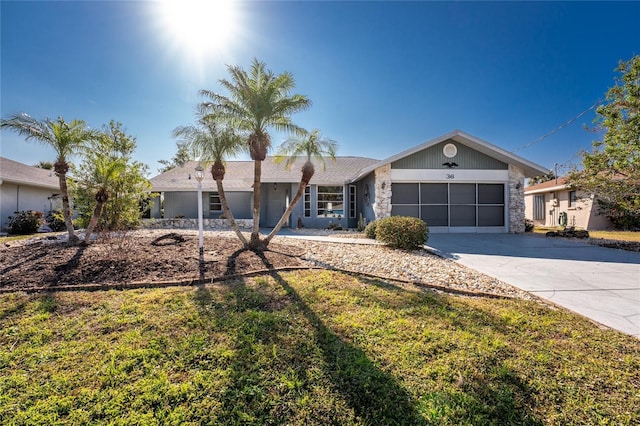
[513,99,602,152]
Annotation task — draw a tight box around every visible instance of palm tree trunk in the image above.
[58,172,78,244]
[263,180,309,245]
[84,201,105,244]
[249,159,263,250]
[215,179,249,246]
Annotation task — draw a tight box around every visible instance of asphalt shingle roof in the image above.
[149,157,379,192]
[0,157,60,190]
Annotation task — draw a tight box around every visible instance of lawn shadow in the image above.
[254,250,425,424]
[188,247,543,424]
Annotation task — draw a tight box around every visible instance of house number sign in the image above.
[446,173,455,179]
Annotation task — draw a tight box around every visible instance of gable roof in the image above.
[150,157,378,192]
[0,157,60,190]
[524,176,570,194]
[352,130,548,180]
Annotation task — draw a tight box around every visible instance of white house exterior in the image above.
[524,177,614,230]
[0,157,61,230]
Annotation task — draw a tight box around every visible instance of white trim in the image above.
[391,169,509,182]
[524,184,569,195]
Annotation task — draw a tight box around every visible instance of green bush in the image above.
[45,209,66,232]
[375,216,428,250]
[364,220,378,239]
[7,210,43,235]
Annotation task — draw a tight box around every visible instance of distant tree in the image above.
[528,171,556,185]
[263,129,337,245]
[568,55,640,229]
[34,160,54,170]
[172,116,248,245]
[200,58,311,250]
[72,121,151,235]
[158,141,192,173]
[0,114,98,244]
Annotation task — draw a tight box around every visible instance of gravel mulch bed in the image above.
[1,229,532,299]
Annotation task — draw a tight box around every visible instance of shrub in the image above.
[45,209,66,232]
[375,216,428,250]
[7,210,43,235]
[525,219,534,232]
[364,220,378,239]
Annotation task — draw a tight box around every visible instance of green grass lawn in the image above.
[1,270,638,425]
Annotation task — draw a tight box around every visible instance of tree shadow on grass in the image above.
[253,251,425,425]
[189,247,544,424]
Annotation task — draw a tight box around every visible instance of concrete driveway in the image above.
[426,233,640,338]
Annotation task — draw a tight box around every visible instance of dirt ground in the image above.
[0,232,309,292]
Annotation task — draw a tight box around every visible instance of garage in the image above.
[391,182,506,232]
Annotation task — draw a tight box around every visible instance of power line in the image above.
[513,99,602,152]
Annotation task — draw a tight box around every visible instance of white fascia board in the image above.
[1,177,59,190]
[391,169,509,182]
[524,184,569,195]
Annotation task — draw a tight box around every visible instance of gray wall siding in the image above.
[357,173,376,226]
[391,140,508,170]
[208,191,252,219]
[164,192,198,219]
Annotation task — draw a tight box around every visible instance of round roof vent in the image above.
[443,143,457,158]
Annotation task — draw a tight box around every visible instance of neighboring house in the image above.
[524,177,613,230]
[0,157,61,230]
[150,130,548,233]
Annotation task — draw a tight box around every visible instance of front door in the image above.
[263,183,289,227]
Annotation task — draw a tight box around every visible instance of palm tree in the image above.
[172,118,248,246]
[0,114,98,244]
[263,129,337,245]
[199,58,311,250]
[83,153,126,244]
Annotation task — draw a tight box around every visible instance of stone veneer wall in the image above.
[141,218,253,230]
[373,164,392,219]
[508,164,526,233]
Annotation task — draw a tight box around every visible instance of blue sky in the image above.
[1,1,639,175]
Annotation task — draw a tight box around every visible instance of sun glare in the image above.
[158,0,239,57]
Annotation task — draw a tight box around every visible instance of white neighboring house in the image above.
[524,176,614,230]
[0,157,62,230]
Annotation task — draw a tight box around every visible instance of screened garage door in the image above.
[391,183,505,231]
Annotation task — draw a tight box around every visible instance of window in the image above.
[209,193,221,212]
[317,185,343,217]
[304,186,311,217]
[568,190,577,208]
[533,194,545,220]
[349,185,356,218]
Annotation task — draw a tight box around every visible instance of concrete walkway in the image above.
[426,233,640,338]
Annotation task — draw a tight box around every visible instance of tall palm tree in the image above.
[263,130,337,245]
[0,114,98,244]
[199,58,311,250]
[172,118,249,246]
[83,153,126,244]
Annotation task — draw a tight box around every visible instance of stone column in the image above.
[508,164,525,233]
[373,164,392,219]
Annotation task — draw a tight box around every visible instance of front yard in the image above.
[1,270,638,425]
